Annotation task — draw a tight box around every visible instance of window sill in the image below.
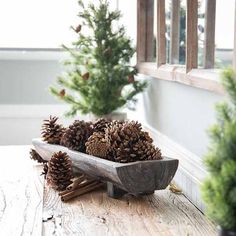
[137,62,224,94]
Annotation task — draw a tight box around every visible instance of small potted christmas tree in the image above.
[50,0,147,119]
[201,68,236,236]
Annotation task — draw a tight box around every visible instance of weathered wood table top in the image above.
[0,146,216,236]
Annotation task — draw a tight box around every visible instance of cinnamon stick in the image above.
[61,182,104,202]
[66,175,85,191]
[58,179,98,196]
[59,189,71,196]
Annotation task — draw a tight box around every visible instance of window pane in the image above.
[153,0,167,63]
[215,0,234,68]
[198,0,205,68]
[179,0,186,65]
[0,0,78,48]
[118,0,137,44]
[118,0,137,64]
[166,0,171,64]
[0,0,122,49]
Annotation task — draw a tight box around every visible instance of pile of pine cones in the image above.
[40,116,162,163]
[29,116,163,200]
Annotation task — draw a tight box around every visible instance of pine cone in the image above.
[41,116,65,144]
[133,140,162,161]
[60,120,93,152]
[93,118,111,133]
[116,140,162,163]
[41,163,48,179]
[105,120,161,163]
[30,149,46,163]
[105,120,142,149]
[115,144,134,163]
[105,121,142,162]
[85,132,110,158]
[47,151,73,191]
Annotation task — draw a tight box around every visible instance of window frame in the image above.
[136,0,236,94]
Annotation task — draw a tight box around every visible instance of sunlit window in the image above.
[0,0,136,49]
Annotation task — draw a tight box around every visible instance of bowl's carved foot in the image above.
[107,182,128,199]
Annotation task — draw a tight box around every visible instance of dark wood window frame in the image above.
[137,0,236,94]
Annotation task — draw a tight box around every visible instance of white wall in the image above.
[140,77,223,157]
[0,59,62,104]
[0,105,77,145]
[0,54,76,145]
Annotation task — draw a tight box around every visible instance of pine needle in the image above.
[169,183,182,194]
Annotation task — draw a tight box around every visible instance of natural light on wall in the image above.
[0,0,136,49]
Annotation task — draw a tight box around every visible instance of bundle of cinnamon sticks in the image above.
[59,174,104,202]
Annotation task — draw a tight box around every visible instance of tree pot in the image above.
[218,226,236,236]
[89,112,127,121]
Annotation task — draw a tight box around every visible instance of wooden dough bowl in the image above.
[32,138,179,199]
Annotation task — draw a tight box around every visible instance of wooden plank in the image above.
[146,0,154,62]
[234,0,236,69]
[186,0,198,72]
[170,0,180,64]
[0,146,44,236]
[137,0,146,63]
[42,189,216,236]
[203,0,216,68]
[156,0,166,66]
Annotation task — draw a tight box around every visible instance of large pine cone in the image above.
[105,120,160,163]
[104,121,142,162]
[47,151,73,191]
[133,140,162,161]
[105,120,142,149]
[41,116,65,144]
[60,120,93,152]
[93,118,111,133]
[116,140,162,163]
[85,132,110,158]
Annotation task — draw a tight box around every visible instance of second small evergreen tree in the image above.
[201,68,236,231]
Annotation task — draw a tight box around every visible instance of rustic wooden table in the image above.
[0,146,216,236]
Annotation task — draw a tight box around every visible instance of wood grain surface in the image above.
[203,0,216,69]
[0,145,216,236]
[0,146,44,236]
[137,0,146,63]
[156,0,166,67]
[170,0,180,64]
[42,187,216,236]
[186,0,198,72]
[146,0,154,62]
